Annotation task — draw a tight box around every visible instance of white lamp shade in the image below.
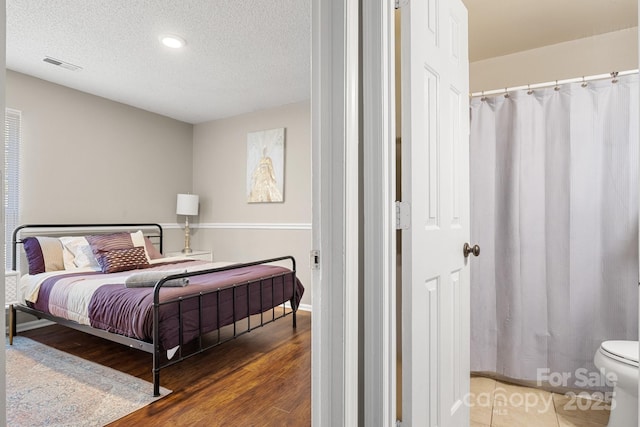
[176,194,199,216]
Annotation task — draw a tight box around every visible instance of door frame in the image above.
[311,0,396,426]
[362,0,397,426]
[311,0,403,425]
[311,0,360,425]
[0,1,7,425]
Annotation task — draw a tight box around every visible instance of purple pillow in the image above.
[23,237,65,275]
[144,236,164,260]
[86,232,133,253]
[86,233,150,273]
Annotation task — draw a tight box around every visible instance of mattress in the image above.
[19,258,304,350]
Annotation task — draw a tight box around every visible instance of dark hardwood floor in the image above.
[18,310,311,427]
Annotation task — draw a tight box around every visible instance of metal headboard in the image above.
[12,223,163,271]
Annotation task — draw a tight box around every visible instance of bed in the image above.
[9,223,303,396]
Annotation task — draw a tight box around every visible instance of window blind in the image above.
[5,109,21,271]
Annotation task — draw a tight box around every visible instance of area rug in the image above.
[6,336,171,426]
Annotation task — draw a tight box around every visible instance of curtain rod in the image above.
[470,69,639,99]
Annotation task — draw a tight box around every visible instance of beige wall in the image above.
[193,228,311,307]
[191,101,312,306]
[6,71,194,229]
[192,101,311,223]
[470,28,638,93]
[6,72,312,307]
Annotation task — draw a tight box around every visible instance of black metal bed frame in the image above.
[9,223,298,396]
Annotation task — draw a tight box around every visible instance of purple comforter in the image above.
[30,260,304,350]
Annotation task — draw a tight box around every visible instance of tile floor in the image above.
[470,377,611,427]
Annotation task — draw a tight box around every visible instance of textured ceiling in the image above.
[6,1,637,124]
[7,1,311,124]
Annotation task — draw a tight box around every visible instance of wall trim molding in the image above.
[199,222,312,230]
[159,223,181,229]
[160,222,312,231]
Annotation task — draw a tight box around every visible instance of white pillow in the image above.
[60,236,100,270]
[60,231,152,270]
[130,230,153,262]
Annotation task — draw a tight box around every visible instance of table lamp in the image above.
[176,193,199,254]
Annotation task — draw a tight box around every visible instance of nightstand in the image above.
[6,270,20,342]
[165,249,213,262]
[5,270,19,307]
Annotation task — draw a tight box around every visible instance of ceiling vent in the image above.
[43,56,82,71]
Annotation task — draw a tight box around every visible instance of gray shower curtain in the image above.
[469,74,639,389]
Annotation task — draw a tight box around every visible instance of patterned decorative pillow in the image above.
[23,237,65,275]
[97,246,150,274]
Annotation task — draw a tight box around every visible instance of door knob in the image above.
[463,243,480,258]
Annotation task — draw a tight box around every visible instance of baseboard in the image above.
[12,319,55,334]
[285,302,312,312]
[298,303,312,312]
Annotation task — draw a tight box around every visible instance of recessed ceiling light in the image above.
[160,35,186,49]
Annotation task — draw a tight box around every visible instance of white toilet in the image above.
[593,340,639,427]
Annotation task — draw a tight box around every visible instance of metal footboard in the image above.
[151,255,298,396]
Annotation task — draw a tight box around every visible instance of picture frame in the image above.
[246,128,285,203]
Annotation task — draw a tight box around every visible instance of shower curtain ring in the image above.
[611,71,619,83]
[581,77,588,88]
[527,85,533,95]
[503,88,509,99]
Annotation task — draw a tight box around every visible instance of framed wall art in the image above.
[246,127,285,203]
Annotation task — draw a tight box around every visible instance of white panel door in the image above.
[401,0,470,425]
